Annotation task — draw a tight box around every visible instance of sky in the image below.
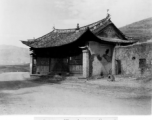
[0,0,152,48]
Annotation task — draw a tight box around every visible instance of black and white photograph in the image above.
[0,0,152,119]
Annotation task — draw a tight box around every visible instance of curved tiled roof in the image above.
[21,14,130,48]
[22,29,87,48]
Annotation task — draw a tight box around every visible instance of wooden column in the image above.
[112,47,116,75]
[30,55,34,75]
[83,49,90,78]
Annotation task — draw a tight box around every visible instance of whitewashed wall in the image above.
[89,41,113,76]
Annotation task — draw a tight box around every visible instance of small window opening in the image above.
[139,58,146,74]
[139,59,146,68]
[132,56,136,60]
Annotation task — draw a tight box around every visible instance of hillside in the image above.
[0,45,30,65]
[120,17,152,42]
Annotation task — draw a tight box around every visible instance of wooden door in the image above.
[36,57,50,74]
[49,58,68,73]
[69,53,82,74]
[116,60,121,75]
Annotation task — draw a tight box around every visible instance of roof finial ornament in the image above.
[107,9,111,19]
[53,25,57,32]
[53,26,55,30]
[75,23,80,32]
[107,9,109,14]
[76,23,79,30]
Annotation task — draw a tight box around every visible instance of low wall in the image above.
[115,43,152,77]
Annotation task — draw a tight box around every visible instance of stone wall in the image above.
[88,41,114,76]
[115,43,152,77]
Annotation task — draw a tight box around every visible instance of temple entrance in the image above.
[69,53,82,74]
[49,57,69,74]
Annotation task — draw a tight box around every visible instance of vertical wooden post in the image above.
[30,55,33,75]
[112,47,116,75]
[83,49,89,78]
[49,57,51,73]
[67,57,70,74]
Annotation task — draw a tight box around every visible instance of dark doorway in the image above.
[69,53,82,74]
[116,60,121,75]
[139,58,146,74]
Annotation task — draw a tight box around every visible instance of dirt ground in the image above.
[0,72,151,115]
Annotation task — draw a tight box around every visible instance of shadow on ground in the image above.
[0,75,65,91]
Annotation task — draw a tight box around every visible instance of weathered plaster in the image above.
[115,43,152,77]
[97,25,122,39]
[82,49,90,78]
[88,41,113,76]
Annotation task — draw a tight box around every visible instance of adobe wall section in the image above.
[115,43,152,77]
[97,25,123,39]
[88,41,114,76]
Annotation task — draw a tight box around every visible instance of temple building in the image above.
[21,14,134,78]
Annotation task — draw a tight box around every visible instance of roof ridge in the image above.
[54,15,110,33]
[27,30,55,43]
[27,15,111,43]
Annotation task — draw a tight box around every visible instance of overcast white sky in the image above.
[0,0,152,48]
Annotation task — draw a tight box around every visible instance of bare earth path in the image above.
[0,72,151,115]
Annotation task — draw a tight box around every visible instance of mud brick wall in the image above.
[88,41,113,76]
[115,43,152,77]
[97,25,123,39]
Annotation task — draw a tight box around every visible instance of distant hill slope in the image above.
[0,45,30,65]
[120,17,152,42]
